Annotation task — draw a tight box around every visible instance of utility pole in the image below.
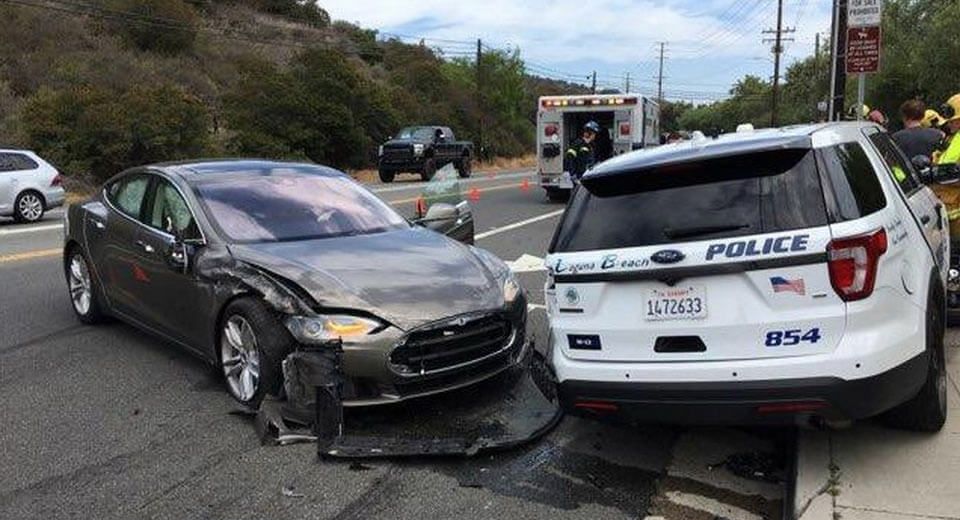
[590,71,597,94]
[828,0,849,121]
[814,32,820,120]
[656,42,667,105]
[476,38,483,160]
[624,72,631,94]
[763,0,794,127]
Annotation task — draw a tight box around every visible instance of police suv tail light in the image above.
[827,228,887,302]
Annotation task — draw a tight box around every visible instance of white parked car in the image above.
[545,122,949,431]
[0,149,65,223]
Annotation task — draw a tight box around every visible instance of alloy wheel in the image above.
[221,315,261,402]
[18,193,43,221]
[68,254,92,316]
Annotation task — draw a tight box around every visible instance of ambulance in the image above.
[537,94,660,201]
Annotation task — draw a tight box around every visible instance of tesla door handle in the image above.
[921,214,932,224]
[135,240,155,254]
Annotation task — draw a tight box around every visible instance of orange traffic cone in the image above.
[520,178,530,192]
[468,187,481,202]
[414,196,426,217]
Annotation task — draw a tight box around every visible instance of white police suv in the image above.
[545,122,950,431]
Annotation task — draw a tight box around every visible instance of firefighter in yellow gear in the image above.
[928,95,960,240]
[937,94,960,166]
[922,109,946,129]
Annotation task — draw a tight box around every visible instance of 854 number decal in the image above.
[765,328,822,347]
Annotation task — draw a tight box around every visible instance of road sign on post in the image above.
[847,0,883,28]
[846,26,881,74]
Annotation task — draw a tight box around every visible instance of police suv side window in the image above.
[817,143,886,222]
[868,133,921,194]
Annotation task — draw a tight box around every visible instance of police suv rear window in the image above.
[551,150,827,253]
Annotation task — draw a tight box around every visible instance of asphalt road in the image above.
[0,170,789,520]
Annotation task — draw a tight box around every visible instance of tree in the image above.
[109,0,200,55]
[20,84,210,182]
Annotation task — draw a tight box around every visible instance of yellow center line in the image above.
[384,182,525,205]
[0,248,61,264]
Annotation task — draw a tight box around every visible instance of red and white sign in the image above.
[846,26,881,74]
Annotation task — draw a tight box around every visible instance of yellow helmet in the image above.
[942,94,960,123]
[922,109,946,128]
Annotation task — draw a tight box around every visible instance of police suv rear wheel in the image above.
[883,281,948,432]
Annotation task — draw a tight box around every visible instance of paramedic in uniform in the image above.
[565,121,600,181]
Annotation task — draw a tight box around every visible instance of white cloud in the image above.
[322,0,835,100]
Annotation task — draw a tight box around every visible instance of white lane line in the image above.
[0,223,63,236]
[368,170,534,193]
[475,209,564,241]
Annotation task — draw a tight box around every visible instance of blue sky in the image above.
[322,0,833,103]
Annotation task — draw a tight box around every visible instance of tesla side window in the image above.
[108,175,150,219]
[148,180,201,240]
[192,172,408,243]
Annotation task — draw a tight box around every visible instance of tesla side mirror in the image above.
[167,240,188,273]
[416,202,474,244]
[423,202,458,224]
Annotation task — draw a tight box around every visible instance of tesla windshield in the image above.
[193,173,408,243]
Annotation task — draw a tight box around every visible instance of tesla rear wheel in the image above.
[66,248,106,324]
[14,191,44,223]
[883,282,948,432]
[219,298,294,407]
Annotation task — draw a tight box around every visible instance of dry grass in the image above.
[346,154,535,183]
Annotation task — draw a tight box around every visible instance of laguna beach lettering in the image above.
[705,234,809,261]
[601,254,650,270]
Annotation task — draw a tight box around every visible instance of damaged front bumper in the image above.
[255,340,561,458]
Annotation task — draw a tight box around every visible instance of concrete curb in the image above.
[792,429,834,520]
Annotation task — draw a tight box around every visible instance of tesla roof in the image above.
[155,159,346,179]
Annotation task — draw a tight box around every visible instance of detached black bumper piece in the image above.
[559,351,929,425]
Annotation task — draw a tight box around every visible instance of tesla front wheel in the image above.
[219,298,294,407]
[65,248,106,324]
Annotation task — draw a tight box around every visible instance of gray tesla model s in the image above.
[63,160,527,407]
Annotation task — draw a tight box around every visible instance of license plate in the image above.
[645,286,707,321]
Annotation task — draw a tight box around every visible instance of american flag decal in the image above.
[770,276,805,295]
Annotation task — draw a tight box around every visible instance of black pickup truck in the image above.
[378,126,474,182]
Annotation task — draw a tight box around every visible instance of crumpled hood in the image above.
[229,227,506,331]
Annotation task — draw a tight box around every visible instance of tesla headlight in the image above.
[285,314,383,344]
[413,143,425,156]
[503,275,521,305]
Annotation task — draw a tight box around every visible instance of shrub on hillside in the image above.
[20,84,210,182]
[109,0,199,55]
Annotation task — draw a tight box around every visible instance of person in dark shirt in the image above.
[893,99,945,160]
